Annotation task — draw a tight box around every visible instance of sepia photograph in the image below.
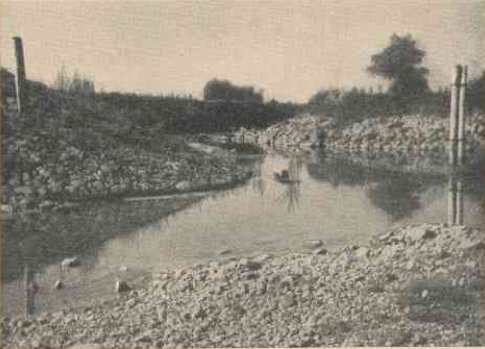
[0,0,484,347]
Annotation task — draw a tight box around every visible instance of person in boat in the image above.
[274,169,291,183]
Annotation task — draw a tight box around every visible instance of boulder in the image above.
[313,247,328,255]
[115,280,131,293]
[61,257,80,268]
[303,240,323,249]
[1,204,13,220]
[53,280,64,289]
[404,227,437,244]
[238,258,262,271]
[218,249,232,256]
[175,181,191,191]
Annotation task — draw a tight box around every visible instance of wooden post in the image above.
[457,65,468,165]
[449,65,462,166]
[24,265,35,315]
[13,36,27,114]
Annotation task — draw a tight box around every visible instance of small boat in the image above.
[274,169,300,184]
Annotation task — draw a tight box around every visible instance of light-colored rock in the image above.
[1,204,13,219]
[175,181,191,191]
[115,280,130,293]
[61,257,80,268]
[53,280,64,290]
[303,240,323,249]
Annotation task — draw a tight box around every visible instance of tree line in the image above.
[307,34,484,127]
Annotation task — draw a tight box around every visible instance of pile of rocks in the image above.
[2,223,483,348]
[236,114,484,156]
[2,136,250,214]
[325,114,484,153]
[1,92,251,215]
[235,115,324,149]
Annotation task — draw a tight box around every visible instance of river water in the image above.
[2,150,484,316]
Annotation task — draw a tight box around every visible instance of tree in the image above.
[367,34,429,107]
[203,79,263,103]
[468,71,484,113]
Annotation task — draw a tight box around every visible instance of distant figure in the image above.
[274,169,291,183]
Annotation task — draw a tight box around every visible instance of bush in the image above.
[203,79,263,103]
[52,67,95,95]
[307,87,454,128]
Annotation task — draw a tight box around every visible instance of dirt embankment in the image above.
[2,223,483,348]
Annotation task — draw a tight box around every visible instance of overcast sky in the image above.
[1,0,483,102]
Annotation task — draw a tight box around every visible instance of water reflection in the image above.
[447,174,464,225]
[3,151,484,316]
[306,149,484,222]
[275,156,303,212]
[367,178,423,221]
[306,151,446,220]
[2,197,203,284]
[250,157,266,197]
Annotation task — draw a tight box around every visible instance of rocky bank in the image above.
[1,70,252,215]
[2,223,483,348]
[237,114,485,155]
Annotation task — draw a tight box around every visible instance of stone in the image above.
[405,227,436,244]
[135,334,152,343]
[238,258,262,271]
[252,253,273,263]
[218,249,232,256]
[460,239,485,251]
[115,280,131,293]
[304,240,323,249]
[313,247,328,255]
[1,204,13,220]
[352,246,370,260]
[61,257,80,268]
[175,181,191,191]
[386,273,398,282]
[405,260,415,271]
[244,271,261,280]
[54,280,64,289]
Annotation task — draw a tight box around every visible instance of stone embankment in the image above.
[2,223,483,348]
[324,115,483,153]
[237,114,485,155]
[2,135,250,215]
[1,69,253,215]
[2,81,251,215]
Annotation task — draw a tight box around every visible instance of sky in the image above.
[0,0,483,103]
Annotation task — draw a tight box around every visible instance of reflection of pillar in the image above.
[24,265,36,315]
[447,175,457,226]
[309,149,319,164]
[250,157,265,196]
[447,174,464,226]
[456,179,464,225]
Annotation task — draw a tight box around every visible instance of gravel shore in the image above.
[2,223,484,348]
